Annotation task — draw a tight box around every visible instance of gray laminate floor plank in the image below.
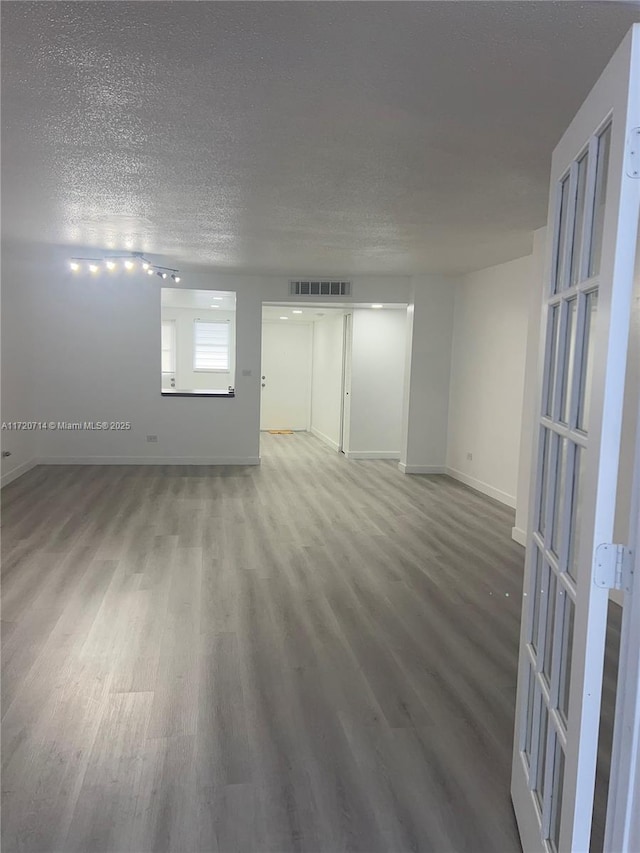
[1,432,616,852]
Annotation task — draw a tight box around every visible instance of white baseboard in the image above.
[310,427,340,452]
[1,458,38,488]
[345,450,400,460]
[38,456,261,466]
[398,463,446,475]
[446,467,516,509]
[511,526,527,547]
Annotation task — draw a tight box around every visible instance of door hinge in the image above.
[627,128,640,178]
[595,544,634,592]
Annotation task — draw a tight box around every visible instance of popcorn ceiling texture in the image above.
[2,1,639,274]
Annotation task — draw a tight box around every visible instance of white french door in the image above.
[511,25,640,853]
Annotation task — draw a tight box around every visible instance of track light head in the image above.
[68,254,180,282]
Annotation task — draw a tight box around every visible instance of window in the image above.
[193,320,230,371]
[161,320,176,373]
[160,288,236,396]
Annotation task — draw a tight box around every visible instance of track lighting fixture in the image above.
[68,252,182,282]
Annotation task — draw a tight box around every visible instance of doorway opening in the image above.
[260,302,408,461]
[260,304,348,449]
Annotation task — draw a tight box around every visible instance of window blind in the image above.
[194,320,230,371]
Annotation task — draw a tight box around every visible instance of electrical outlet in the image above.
[467,452,473,461]
[146,435,158,443]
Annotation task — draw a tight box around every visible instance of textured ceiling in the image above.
[2,1,640,275]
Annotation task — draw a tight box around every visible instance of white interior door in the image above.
[511,25,640,853]
[260,321,312,431]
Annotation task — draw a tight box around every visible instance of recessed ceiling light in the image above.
[213,296,223,301]
[280,316,289,320]
[69,261,80,271]
[292,310,303,314]
[371,303,383,309]
[88,263,99,273]
[124,260,134,271]
[105,260,116,271]
[210,305,220,309]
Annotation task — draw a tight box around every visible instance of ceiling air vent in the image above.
[289,280,351,296]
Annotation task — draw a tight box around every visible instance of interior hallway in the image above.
[3,433,531,851]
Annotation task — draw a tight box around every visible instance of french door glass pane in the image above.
[550,736,566,852]
[588,124,612,278]
[538,428,550,537]
[543,570,558,685]
[524,665,537,768]
[577,290,599,432]
[551,437,568,557]
[558,594,575,726]
[545,306,561,417]
[568,445,585,581]
[569,153,589,286]
[554,176,571,293]
[535,703,549,807]
[560,299,578,424]
[530,546,543,655]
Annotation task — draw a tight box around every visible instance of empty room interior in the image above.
[2,3,640,852]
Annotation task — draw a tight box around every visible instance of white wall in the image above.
[446,253,534,508]
[513,228,547,542]
[347,308,406,459]
[400,275,456,474]
[0,243,418,469]
[310,313,344,451]
[6,246,265,465]
[161,305,235,391]
[1,247,37,485]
